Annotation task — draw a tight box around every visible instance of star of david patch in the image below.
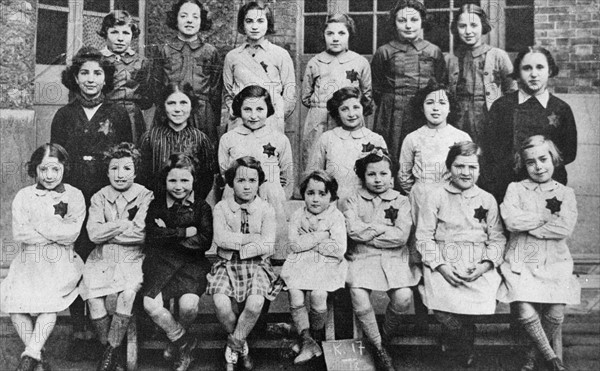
[53,201,68,218]
[263,142,276,157]
[473,206,488,223]
[127,206,139,221]
[362,142,375,152]
[545,197,562,214]
[346,69,359,83]
[384,206,399,225]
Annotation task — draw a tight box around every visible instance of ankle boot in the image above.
[545,357,567,371]
[238,340,254,371]
[96,345,117,371]
[294,329,322,364]
[173,333,197,371]
[372,346,395,371]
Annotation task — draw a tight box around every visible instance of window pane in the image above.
[39,0,68,6]
[349,0,373,12]
[114,0,139,16]
[377,14,395,48]
[424,11,450,53]
[424,0,450,9]
[507,0,533,6]
[304,15,325,54]
[36,9,67,64]
[84,0,110,13]
[505,8,534,52]
[304,0,327,13]
[455,0,480,8]
[377,0,397,12]
[351,14,374,54]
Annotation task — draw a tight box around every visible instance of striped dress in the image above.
[138,121,217,199]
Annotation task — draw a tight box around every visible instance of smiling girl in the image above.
[481,46,577,203]
[51,46,132,360]
[223,1,296,132]
[153,0,222,141]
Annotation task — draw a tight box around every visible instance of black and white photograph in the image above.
[1,0,598,370]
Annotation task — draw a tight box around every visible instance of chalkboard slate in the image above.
[322,339,376,371]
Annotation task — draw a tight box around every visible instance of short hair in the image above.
[511,46,560,79]
[354,147,394,182]
[166,0,212,31]
[453,3,492,36]
[389,0,428,32]
[237,1,275,35]
[61,46,115,93]
[27,143,70,179]
[411,79,461,126]
[445,141,481,170]
[158,152,200,190]
[326,86,372,124]
[323,13,356,39]
[98,10,140,39]
[103,142,141,175]
[224,156,266,188]
[160,82,200,116]
[299,170,339,201]
[231,85,276,118]
[514,135,563,178]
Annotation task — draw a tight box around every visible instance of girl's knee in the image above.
[143,295,163,315]
[213,294,233,313]
[288,289,305,308]
[244,295,265,315]
[179,294,200,315]
[515,302,537,319]
[389,288,412,311]
[310,290,328,310]
[350,289,372,312]
[119,290,136,304]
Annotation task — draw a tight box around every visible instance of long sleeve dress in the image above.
[80,184,154,300]
[152,37,223,142]
[446,44,516,144]
[206,196,283,302]
[342,188,420,291]
[218,124,293,260]
[300,50,372,173]
[480,90,578,203]
[497,179,580,305]
[415,183,506,315]
[307,126,388,203]
[280,204,348,292]
[223,39,296,132]
[371,38,447,164]
[101,46,153,142]
[140,192,213,300]
[1,184,85,313]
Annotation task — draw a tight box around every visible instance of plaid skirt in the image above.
[206,254,283,303]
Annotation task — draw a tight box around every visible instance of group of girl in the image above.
[1,1,580,371]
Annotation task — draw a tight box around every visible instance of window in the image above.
[36,1,69,64]
[300,0,535,56]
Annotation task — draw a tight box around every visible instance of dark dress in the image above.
[141,193,213,300]
[50,100,133,259]
[480,91,577,203]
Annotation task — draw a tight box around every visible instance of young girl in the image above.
[308,86,387,203]
[138,82,217,200]
[223,0,296,132]
[371,0,447,165]
[141,153,213,371]
[498,135,579,371]
[79,142,153,371]
[99,11,153,143]
[415,141,505,367]
[481,46,577,203]
[1,144,85,371]
[218,85,293,260]
[51,46,132,360]
[342,148,418,371]
[446,4,516,144]
[206,156,283,371]
[280,170,347,364]
[300,13,372,173]
[154,0,222,142]
[399,80,471,217]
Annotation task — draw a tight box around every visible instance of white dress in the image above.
[1,184,85,313]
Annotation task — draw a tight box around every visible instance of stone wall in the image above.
[535,0,600,94]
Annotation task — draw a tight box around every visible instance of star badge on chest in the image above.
[260,61,269,73]
[384,206,399,225]
[346,69,359,83]
[263,142,276,157]
[545,196,562,214]
[473,206,488,223]
[362,142,375,152]
[547,112,559,127]
[53,201,68,218]
[98,119,112,135]
[128,206,139,221]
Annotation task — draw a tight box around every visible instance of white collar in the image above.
[518,89,550,109]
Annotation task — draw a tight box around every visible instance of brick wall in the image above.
[534,0,600,94]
